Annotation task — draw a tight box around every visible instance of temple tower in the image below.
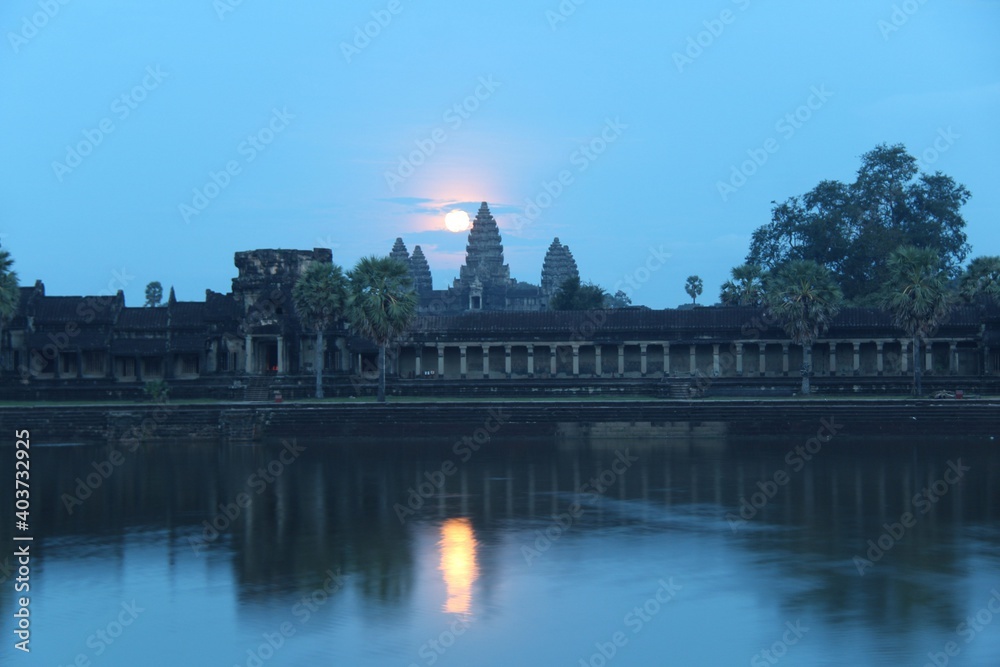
[540,238,579,305]
[457,202,510,288]
[390,237,410,264]
[410,245,433,294]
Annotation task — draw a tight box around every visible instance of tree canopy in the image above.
[292,262,348,334]
[746,144,971,303]
[550,276,607,310]
[684,276,703,305]
[720,264,767,307]
[959,256,1000,305]
[144,281,163,307]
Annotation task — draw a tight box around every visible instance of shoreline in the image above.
[1,397,997,443]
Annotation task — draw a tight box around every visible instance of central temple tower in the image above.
[453,202,513,310]
[457,203,510,286]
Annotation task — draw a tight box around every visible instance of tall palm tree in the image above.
[346,256,418,403]
[0,246,20,373]
[685,275,703,305]
[879,246,954,396]
[765,260,843,395]
[292,261,348,399]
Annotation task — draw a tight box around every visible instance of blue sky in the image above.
[2,0,998,308]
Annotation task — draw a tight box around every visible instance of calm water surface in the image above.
[2,424,999,666]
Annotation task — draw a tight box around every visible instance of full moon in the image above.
[445,209,471,233]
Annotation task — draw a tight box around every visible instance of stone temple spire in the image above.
[390,237,410,264]
[541,237,579,298]
[410,245,433,294]
[458,202,510,287]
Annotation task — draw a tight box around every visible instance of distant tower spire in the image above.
[390,237,410,264]
[541,237,579,300]
[410,245,433,293]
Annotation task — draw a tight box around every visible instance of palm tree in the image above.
[764,260,843,395]
[959,255,1000,305]
[346,256,418,403]
[720,264,767,306]
[879,246,954,396]
[685,275,703,305]
[144,281,163,307]
[292,261,348,399]
[0,246,20,373]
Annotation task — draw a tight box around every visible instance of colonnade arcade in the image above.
[388,338,988,379]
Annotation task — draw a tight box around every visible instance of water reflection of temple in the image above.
[15,433,998,630]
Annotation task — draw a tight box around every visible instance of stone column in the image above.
[414,347,422,376]
[852,341,861,376]
[876,341,884,376]
[949,341,958,375]
[735,343,743,376]
[618,344,625,376]
[712,344,720,376]
[689,344,697,375]
[76,350,83,378]
[759,344,766,377]
[550,346,557,376]
[900,340,908,374]
[527,345,534,377]
[245,335,253,373]
[640,343,648,376]
[663,344,670,377]
[459,345,467,379]
[985,346,992,375]
[829,343,837,376]
[782,344,789,376]
[594,345,602,377]
[504,345,512,379]
[572,344,580,377]
[483,345,490,379]
[277,336,285,374]
[135,355,143,382]
[437,344,445,378]
[925,342,933,374]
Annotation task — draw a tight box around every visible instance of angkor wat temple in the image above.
[4,202,999,398]
[390,202,580,313]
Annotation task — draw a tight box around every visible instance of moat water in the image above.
[3,426,999,666]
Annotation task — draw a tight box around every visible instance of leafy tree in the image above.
[959,256,1000,305]
[144,281,163,307]
[720,264,767,306]
[0,246,19,373]
[346,256,418,403]
[684,275,703,305]
[879,246,955,396]
[747,144,971,302]
[551,276,607,310]
[292,261,348,399]
[604,289,632,308]
[764,260,843,395]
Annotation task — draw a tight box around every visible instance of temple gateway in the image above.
[4,202,999,398]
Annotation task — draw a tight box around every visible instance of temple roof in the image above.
[407,305,996,341]
[31,294,121,325]
[117,307,169,330]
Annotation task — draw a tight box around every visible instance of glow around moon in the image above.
[445,209,471,233]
